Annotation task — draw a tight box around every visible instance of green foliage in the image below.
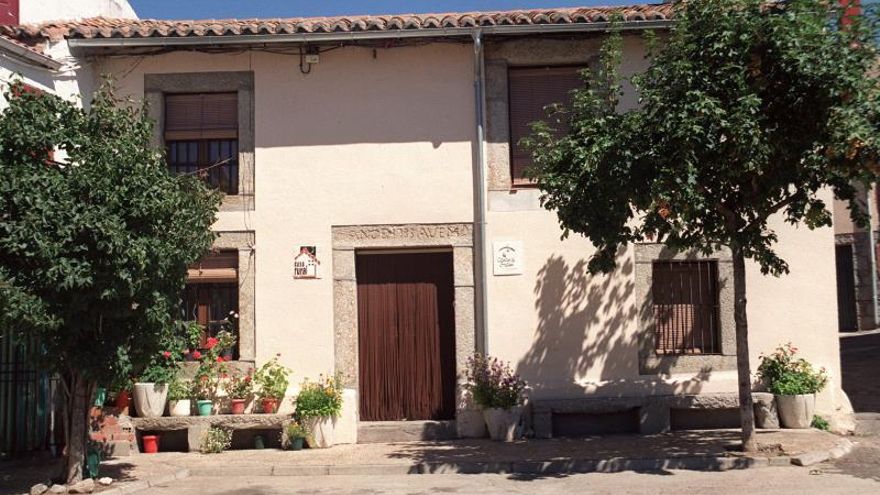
[167,375,193,401]
[254,355,291,400]
[295,372,343,418]
[523,0,880,275]
[465,353,526,410]
[758,343,828,396]
[285,420,309,440]
[199,426,232,454]
[222,367,254,399]
[0,80,221,385]
[812,415,830,431]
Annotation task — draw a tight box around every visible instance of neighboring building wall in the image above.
[833,186,879,331]
[19,0,136,23]
[93,34,846,420]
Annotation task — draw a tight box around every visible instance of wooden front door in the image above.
[356,251,456,421]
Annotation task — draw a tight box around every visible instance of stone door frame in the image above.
[331,223,477,423]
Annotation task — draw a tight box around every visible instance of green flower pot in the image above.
[254,434,265,450]
[290,437,304,451]
[197,400,213,416]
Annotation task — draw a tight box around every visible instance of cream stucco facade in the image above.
[79,29,849,436]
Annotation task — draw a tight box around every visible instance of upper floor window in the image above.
[652,260,721,355]
[507,66,584,187]
[165,93,239,195]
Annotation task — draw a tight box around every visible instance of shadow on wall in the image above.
[516,254,710,400]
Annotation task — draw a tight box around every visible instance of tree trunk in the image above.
[732,243,757,453]
[62,370,93,484]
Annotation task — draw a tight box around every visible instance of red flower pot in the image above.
[115,390,130,410]
[142,435,160,454]
[261,398,279,414]
[230,399,246,415]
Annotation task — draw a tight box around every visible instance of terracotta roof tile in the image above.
[6,3,673,42]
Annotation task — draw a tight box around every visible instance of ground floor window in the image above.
[183,251,239,358]
[652,260,720,355]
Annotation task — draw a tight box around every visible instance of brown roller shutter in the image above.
[508,66,584,186]
[165,93,238,140]
[187,251,238,284]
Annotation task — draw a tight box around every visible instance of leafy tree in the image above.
[0,83,220,481]
[524,0,880,451]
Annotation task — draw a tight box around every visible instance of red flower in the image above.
[205,337,219,350]
[192,350,202,359]
[162,351,171,359]
[223,356,232,362]
[216,356,224,363]
[244,375,251,382]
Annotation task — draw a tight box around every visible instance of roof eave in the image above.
[0,37,62,70]
[67,19,673,53]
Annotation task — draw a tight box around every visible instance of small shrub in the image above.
[812,415,830,431]
[465,353,526,410]
[255,355,291,400]
[281,420,310,449]
[199,426,232,454]
[295,373,344,418]
[167,377,192,401]
[757,343,828,396]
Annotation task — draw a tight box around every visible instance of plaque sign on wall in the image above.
[492,241,523,276]
[293,245,321,279]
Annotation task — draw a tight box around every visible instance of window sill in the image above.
[488,188,542,212]
[639,353,736,376]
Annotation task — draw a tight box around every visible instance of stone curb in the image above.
[95,468,189,495]
[790,437,854,467]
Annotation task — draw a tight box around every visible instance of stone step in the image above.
[854,412,880,436]
[357,420,457,443]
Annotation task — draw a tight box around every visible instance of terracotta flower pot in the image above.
[261,398,279,414]
[142,435,160,454]
[230,399,246,415]
[133,383,168,418]
[776,394,816,429]
[303,416,336,449]
[483,406,523,442]
[197,400,214,416]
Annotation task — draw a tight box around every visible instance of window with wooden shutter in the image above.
[165,93,239,194]
[508,66,585,187]
[182,251,239,356]
[652,260,721,355]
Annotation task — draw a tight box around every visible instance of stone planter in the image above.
[133,383,168,418]
[168,399,191,417]
[776,394,815,429]
[483,406,523,442]
[303,416,336,449]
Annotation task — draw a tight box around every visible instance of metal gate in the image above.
[0,329,57,457]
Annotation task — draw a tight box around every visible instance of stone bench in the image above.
[532,392,778,438]
[131,414,294,452]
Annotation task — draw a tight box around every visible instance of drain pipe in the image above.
[867,190,880,328]
[472,30,490,354]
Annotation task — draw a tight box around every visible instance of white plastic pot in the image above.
[776,394,815,429]
[303,416,336,449]
[133,382,168,418]
[168,399,192,417]
[483,406,523,442]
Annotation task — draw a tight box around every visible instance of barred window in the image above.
[652,260,721,355]
[182,251,239,358]
[165,93,239,194]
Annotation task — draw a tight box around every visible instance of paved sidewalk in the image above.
[0,429,848,494]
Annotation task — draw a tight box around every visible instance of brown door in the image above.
[356,251,456,421]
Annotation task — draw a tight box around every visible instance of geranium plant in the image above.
[223,368,254,399]
[138,350,178,384]
[295,372,344,418]
[465,353,526,410]
[254,355,291,400]
[757,343,828,396]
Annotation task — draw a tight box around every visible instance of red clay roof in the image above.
[6,4,674,42]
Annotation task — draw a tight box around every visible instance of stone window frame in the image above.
[634,244,736,375]
[211,231,256,364]
[485,37,605,212]
[331,223,477,419]
[144,71,255,211]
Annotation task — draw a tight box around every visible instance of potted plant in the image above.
[283,421,309,451]
[295,372,343,448]
[199,426,232,454]
[167,376,193,417]
[133,351,177,418]
[180,320,203,361]
[466,353,527,442]
[254,355,290,414]
[223,368,254,414]
[191,329,235,416]
[758,343,829,429]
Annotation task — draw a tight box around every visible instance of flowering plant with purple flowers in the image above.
[465,353,526,410]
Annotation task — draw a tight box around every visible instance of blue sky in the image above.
[129,1,639,20]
